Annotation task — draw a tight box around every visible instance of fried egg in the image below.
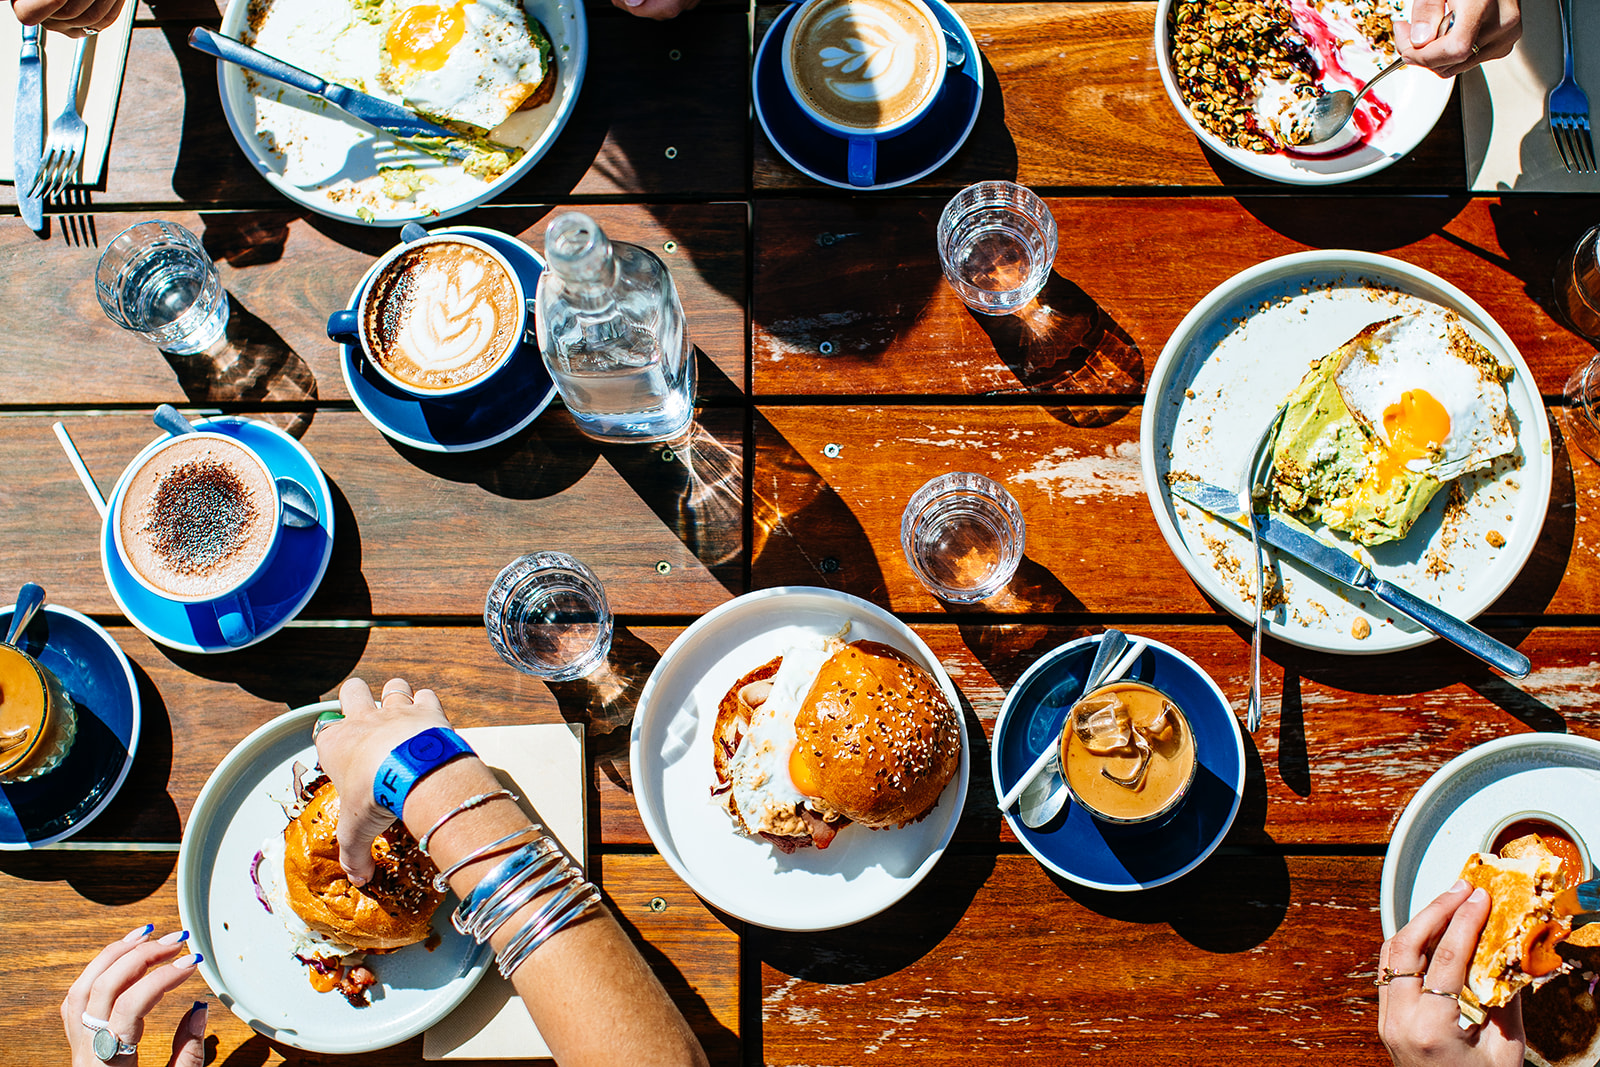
[378,0,552,134]
[1334,308,1516,489]
[727,636,835,838]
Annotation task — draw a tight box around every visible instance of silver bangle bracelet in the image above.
[433,824,543,893]
[418,789,519,855]
[463,851,568,941]
[495,880,602,979]
[451,839,559,933]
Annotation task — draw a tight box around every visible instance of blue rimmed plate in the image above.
[0,604,140,849]
[339,226,558,453]
[992,634,1245,891]
[753,0,983,191]
[100,417,334,654]
[178,703,490,1052]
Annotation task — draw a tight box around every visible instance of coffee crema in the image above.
[119,435,277,600]
[786,0,942,131]
[364,240,520,392]
[1062,681,1197,823]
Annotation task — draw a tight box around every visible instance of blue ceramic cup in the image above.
[779,0,952,187]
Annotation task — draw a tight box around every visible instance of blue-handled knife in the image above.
[1169,476,1531,678]
[14,24,44,232]
[187,27,462,141]
[1556,875,1600,920]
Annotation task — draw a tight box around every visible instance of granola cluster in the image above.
[1169,0,1320,153]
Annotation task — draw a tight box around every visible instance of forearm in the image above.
[403,759,708,1067]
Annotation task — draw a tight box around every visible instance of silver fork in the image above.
[1550,0,1596,173]
[1242,404,1287,734]
[27,36,90,200]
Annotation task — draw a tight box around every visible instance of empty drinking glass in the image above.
[485,552,614,681]
[901,472,1026,602]
[96,221,230,354]
[936,181,1058,315]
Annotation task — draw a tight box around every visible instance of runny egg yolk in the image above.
[788,744,821,799]
[1362,388,1451,492]
[387,3,468,72]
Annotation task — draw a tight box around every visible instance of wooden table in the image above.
[4,1,1599,1063]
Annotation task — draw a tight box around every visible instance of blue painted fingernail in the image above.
[174,952,202,968]
[124,923,155,941]
[158,929,190,945]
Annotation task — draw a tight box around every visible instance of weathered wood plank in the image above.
[752,197,1600,399]
[0,204,746,404]
[756,855,1389,1064]
[0,11,747,210]
[0,852,739,1066]
[0,409,744,617]
[754,3,1468,190]
[751,404,1592,616]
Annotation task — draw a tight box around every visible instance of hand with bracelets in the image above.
[315,677,708,1067]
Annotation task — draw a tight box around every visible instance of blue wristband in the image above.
[373,727,474,818]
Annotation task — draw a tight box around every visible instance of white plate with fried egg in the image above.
[630,587,970,932]
[213,0,586,224]
[1140,250,1552,655]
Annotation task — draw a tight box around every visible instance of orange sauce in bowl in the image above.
[1492,819,1588,881]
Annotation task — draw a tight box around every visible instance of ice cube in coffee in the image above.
[0,643,76,783]
[1062,681,1197,824]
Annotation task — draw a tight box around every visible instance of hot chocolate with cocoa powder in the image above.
[117,435,278,601]
[363,239,521,393]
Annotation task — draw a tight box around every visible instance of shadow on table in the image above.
[968,272,1145,399]
[749,411,886,597]
[1236,195,1472,251]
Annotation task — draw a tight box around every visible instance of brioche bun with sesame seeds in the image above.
[283,777,446,952]
[791,641,962,830]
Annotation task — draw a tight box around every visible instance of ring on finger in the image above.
[312,708,345,740]
[1374,967,1427,986]
[81,1015,137,1061]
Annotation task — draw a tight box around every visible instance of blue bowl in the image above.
[992,634,1245,891]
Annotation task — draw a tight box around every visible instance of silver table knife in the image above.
[14,23,43,231]
[1169,477,1531,678]
[187,27,464,141]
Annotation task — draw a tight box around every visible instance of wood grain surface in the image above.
[752,196,1600,398]
[0,852,740,1066]
[754,3,1469,191]
[0,205,746,404]
[754,855,1391,1064]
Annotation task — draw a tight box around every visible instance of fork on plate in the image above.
[27,36,90,200]
[1550,0,1596,173]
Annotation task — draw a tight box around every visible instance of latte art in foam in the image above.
[787,0,942,131]
[365,240,521,392]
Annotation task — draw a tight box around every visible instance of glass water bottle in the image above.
[534,213,696,444]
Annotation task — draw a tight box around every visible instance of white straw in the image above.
[52,421,107,519]
[998,637,1151,812]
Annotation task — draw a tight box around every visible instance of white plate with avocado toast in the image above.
[213,0,586,225]
[1140,251,1551,655]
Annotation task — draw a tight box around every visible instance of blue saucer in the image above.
[339,226,558,453]
[100,418,335,654]
[753,0,984,191]
[992,635,1246,891]
[0,605,140,849]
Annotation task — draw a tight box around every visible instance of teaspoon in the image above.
[152,405,319,529]
[4,583,45,648]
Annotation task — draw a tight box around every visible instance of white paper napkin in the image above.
[0,0,137,186]
[1464,0,1600,191]
[423,722,587,1061]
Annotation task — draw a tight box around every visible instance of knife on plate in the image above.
[14,23,44,232]
[1168,477,1531,678]
[187,27,464,142]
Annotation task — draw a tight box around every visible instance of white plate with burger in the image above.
[631,587,970,932]
[177,703,490,1053]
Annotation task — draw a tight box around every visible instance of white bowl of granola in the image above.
[1155,0,1454,185]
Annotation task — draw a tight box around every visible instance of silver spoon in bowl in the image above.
[1299,9,1454,145]
[4,583,46,648]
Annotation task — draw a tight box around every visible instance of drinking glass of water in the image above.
[936,181,1058,315]
[901,471,1026,602]
[95,221,230,355]
[484,552,614,681]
